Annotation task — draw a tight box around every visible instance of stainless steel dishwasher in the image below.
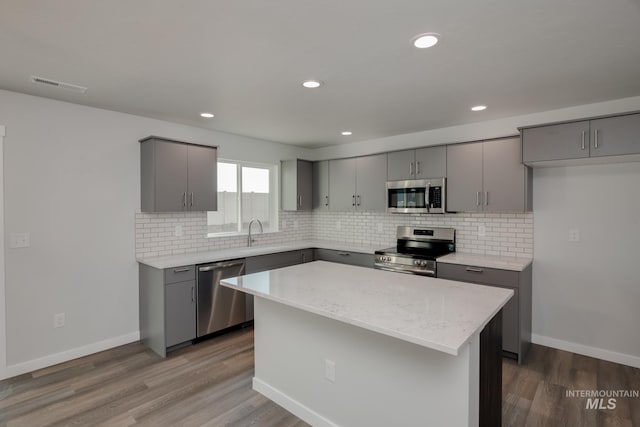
[196,259,249,337]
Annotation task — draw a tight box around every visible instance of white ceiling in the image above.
[2,0,640,148]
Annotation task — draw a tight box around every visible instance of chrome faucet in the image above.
[247,218,263,247]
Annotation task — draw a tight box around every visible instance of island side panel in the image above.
[252,297,480,427]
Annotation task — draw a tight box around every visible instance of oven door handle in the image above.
[425,183,431,212]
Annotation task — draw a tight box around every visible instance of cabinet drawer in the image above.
[437,263,518,287]
[164,265,196,284]
[314,249,374,268]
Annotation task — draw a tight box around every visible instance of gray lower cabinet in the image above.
[438,263,532,363]
[328,154,387,212]
[139,263,197,357]
[140,136,217,212]
[281,159,313,211]
[245,249,312,274]
[312,160,330,210]
[387,146,447,181]
[313,249,374,268]
[521,112,640,164]
[447,137,531,212]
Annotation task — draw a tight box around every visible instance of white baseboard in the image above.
[253,377,340,427]
[4,331,140,379]
[532,333,640,369]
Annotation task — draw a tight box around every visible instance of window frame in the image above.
[207,159,279,237]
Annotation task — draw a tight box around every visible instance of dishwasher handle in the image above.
[198,260,245,272]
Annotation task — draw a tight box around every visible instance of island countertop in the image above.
[221,261,513,356]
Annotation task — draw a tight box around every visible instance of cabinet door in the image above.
[313,249,374,268]
[165,280,196,347]
[387,150,415,181]
[329,158,357,211]
[483,138,527,212]
[590,113,640,157]
[446,142,483,212]
[356,154,387,211]
[300,248,315,263]
[155,141,189,212]
[522,121,590,163]
[187,145,217,211]
[297,160,313,210]
[499,286,519,355]
[415,146,446,178]
[312,161,330,210]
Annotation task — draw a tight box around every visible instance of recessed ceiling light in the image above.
[200,112,215,118]
[341,131,353,136]
[413,33,439,49]
[471,105,487,111]
[302,80,322,89]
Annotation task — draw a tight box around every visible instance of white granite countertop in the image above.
[438,253,532,271]
[136,240,381,269]
[221,261,513,356]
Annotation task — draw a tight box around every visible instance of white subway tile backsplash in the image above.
[135,210,533,259]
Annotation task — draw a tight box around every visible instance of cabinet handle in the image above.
[356,195,361,206]
[352,195,356,206]
[173,268,191,273]
[298,195,302,207]
[190,192,194,207]
[416,161,421,175]
[484,191,488,206]
[594,129,599,149]
[476,191,480,206]
[581,131,586,150]
[191,286,195,302]
[338,252,350,256]
[182,192,187,208]
[325,195,329,207]
[465,267,484,273]
[301,252,306,263]
[409,162,414,176]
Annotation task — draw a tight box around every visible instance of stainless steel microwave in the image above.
[386,178,446,213]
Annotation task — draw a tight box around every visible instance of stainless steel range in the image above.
[374,226,455,277]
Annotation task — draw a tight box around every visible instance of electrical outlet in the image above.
[174,225,183,237]
[9,233,30,248]
[54,313,65,328]
[324,359,335,383]
[377,223,384,233]
[336,220,341,231]
[568,228,580,242]
[294,220,299,230]
[478,224,486,238]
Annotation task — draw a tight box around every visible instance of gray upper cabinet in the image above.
[522,121,590,163]
[329,158,357,211]
[356,154,387,211]
[387,146,446,181]
[140,136,217,212]
[187,144,217,211]
[447,138,531,212]
[281,159,312,211]
[329,155,387,212]
[447,142,484,212]
[522,112,640,164]
[483,138,531,212]
[312,160,330,210]
[590,113,640,157]
[387,150,415,181]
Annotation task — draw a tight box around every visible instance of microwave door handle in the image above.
[426,184,431,212]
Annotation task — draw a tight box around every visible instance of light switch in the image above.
[478,224,486,238]
[9,233,30,248]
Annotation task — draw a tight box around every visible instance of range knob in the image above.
[420,260,427,267]
[414,260,421,266]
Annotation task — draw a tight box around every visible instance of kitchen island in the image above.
[221,261,513,427]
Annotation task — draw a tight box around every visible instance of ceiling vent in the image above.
[30,76,88,93]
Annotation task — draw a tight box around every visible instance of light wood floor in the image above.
[1,327,639,426]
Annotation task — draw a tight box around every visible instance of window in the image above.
[207,160,279,235]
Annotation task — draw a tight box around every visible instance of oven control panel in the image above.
[374,254,437,277]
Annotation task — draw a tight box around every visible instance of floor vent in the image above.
[30,76,88,93]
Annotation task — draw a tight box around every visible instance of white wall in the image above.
[0,89,311,374]
[532,162,640,366]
